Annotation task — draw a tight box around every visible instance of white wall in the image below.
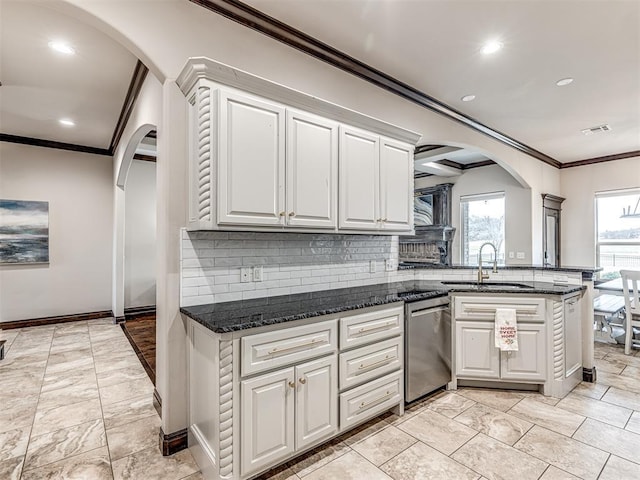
[560,156,640,267]
[124,160,156,308]
[416,165,533,265]
[0,142,113,322]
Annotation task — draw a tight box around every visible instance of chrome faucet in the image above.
[477,242,498,284]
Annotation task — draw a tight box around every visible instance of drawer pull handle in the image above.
[358,355,391,371]
[299,377,306,384]
[358,322,395,334]
[268,338,322,355]
[359,390,393,410]
[288,381,296,388]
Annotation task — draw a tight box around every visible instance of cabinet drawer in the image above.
[339,371,401,430]
[339,337,402,390]
[340,306,403,349]
[241,320,337,377]
[454,296,545,323]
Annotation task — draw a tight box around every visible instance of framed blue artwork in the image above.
[0,199,49,264]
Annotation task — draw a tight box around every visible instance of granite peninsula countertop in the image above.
[399,263,602,276]
[181,280,585,333]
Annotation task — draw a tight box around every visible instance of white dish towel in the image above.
[495,308,519,351]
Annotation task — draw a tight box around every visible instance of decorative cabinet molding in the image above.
[187,303,404,479]
[452,293,584,398]
[179,57,420,234]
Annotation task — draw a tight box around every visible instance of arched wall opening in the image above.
[413,141,534,265]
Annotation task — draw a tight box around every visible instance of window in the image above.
[595,189,640,280]
[461,192,505,265]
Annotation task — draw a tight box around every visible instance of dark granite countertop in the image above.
[399,263,602,274]
[181,280,585,334]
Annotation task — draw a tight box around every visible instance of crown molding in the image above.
[188,0,560,168]
[560,150,640,169]
[0,133,111,156]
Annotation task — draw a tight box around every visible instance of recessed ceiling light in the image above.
[481,40,503,55]
[461,95,476,102]
[59,118,75,127]
[556,77,574,86]
[48,41,76,55]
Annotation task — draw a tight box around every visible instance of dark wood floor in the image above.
[120,314,156,385]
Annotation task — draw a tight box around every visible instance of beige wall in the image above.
[0,143,113,322]
[560,156,640,267]
[124,160,156,308]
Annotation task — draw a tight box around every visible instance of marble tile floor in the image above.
[2,324,640,480]
[0,319,200,480]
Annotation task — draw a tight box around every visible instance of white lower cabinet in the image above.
[455,321,500,379]
[295,356,338,449]
[240,368,295,475]
[500,324,546,381]
[241,355,337,477]
[454,295,548,386]
[189,305,404,480]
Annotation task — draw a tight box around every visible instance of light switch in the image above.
[508,251,515,259]
[253,266,263,282]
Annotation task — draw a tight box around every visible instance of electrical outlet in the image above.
[253,266,263,282]
[516,252,525,259]
[240,267,252,283]
[370,260,377,273]
[508,251,515,259]
[385,259,396,271]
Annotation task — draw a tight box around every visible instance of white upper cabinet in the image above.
[286,109,338,228]
[179,59,420,233]
[339,127,380,230]
[218,90,286,226]
[380,137,413,231]
[339,127,413,232]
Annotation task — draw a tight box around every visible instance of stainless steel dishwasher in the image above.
[405,296,451,403]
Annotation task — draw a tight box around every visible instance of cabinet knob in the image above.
[382,218,388,222]
[288,212,295,217]
[298,377,306,384]
[288,381,296,388]
[279,211,286,217]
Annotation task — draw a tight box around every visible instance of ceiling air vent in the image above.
[581,124,612,135]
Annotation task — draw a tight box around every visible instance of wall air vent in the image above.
[581,124,612,135]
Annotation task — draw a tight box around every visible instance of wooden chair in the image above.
[620,270,640,354]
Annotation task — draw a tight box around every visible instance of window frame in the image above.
[595,188,640,279]
[460,191,506,266]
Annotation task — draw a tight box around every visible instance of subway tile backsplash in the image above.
[180,230,412,306]
[180,230,585,307]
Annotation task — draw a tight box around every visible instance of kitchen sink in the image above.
[441,281,532,289]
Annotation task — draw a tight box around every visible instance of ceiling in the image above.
[0,1,138,151]
[1,0,639,165]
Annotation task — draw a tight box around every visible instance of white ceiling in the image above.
[0,0,638,164]
[244,0,640,163]
[0,1,137,150]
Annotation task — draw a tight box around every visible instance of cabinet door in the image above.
[241,368,295,476]
[500,323,546,382]
[295,355,338,450]
[339,126,380,230]
[379,137,413,231]
[218,90,286,226]
[286,110,338,228]
[455,321,500,379]
[564,297,582,378]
